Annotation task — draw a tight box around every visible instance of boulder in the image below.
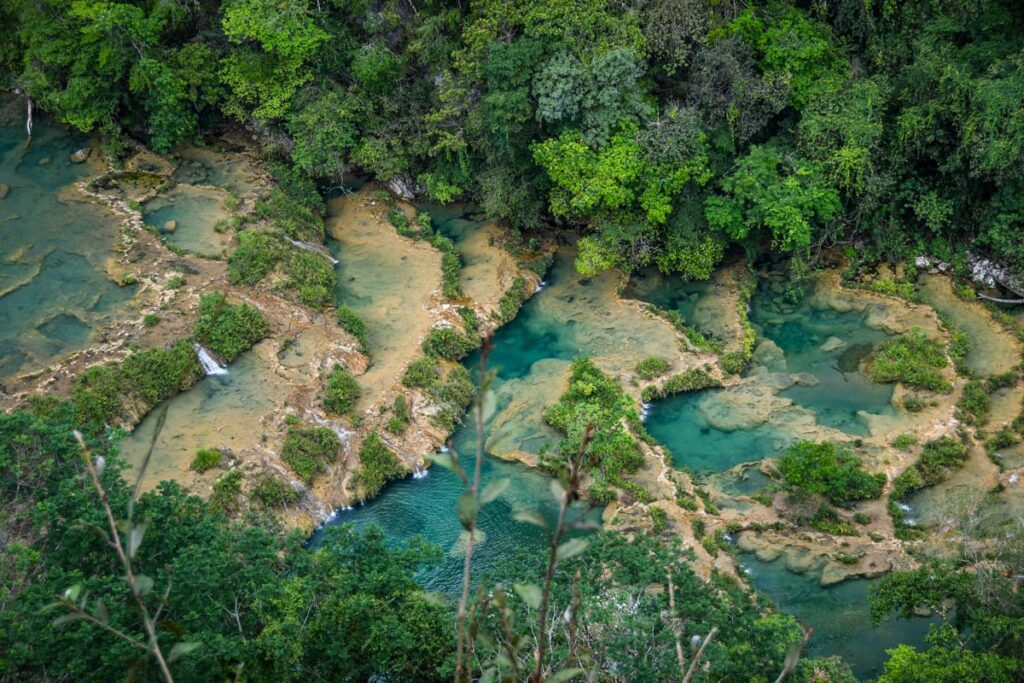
[70,148,91,163]
[820,336,846,353]
[163,219,178,233]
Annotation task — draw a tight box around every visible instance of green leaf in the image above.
[513,509,549,529]
[513,583,543,609]
[62,584,83,602]
[133,574,154,597]
[52,613,84,627]
[480,477,510,504]
[548,668,585,682]
[128,523,147,559]
[457,490,479,530]
[168,641,202,662]
[556,538,589,561]
[550,478,566,503]
[479,667,497,683]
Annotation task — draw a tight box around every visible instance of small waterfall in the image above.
[640,402,651,422]
[285,237,339,265]
[310,415,353,445]
[535,280,548,293]
[194,344,228,375]
[412,467,429,479]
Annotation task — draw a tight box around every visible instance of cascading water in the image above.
[193,343,228,375]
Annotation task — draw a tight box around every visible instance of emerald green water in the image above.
[0,95,135,378]
[741,555,935,680]
[143,184,232,258]
[646,280,895,476]
[749,282,895,436]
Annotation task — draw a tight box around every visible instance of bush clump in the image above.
[916,436,969,486]
[73,341,203,429]
[496,276,531,324]
[429,365,475,432]
[957,380,990,426]
[422,326,477,361]
[544,359,644,498]
[866,328,951,393]
[250,473,299,508]
[228,230,280,285]
[402,357,440,388]
[336,305,370,355]
[356,432,403,497]
[635,357,670,380]
[777,441,886,505]
[385,394,411,434]
[194,292,270,362]
[192,448,223,473]
[282,250,335,309]
[281,426,341,483]
[323,364,361,415]
[209,469,244,514]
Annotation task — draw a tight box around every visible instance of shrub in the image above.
[167,274,186,289]
[650,506,668,533]
[853,512,872,525]
[192,448,222,473]
[543,359,644,493]
[283,250,335,309]
[388,208,415,237]
[281,426,341,482]
[337,305,369,355]
[660,368,721,397]
[720,351,747,375]
[228,230,280,285]
[691,517,706,538]
[891,433,919,451]
[194,292,270,362]
[496,276,531,324]
[984,427,1018,455]
[457,306,479,334]
[866,328,951,393]
[143,313,160,327]
[251,473,299,508]
[916,436,968,486]
[402,357,440,388]
[441,251,462,299]
[323,364,361,415]
[635,357,670,380]
[890,467,924,500]
[357,432,403,497]
[385,394,411,434]
[73,342,203,429]
[430,366,475,432]
[422,326,476,360]
[810,506,858,535]
[777,441,886,505]
[209,469,244,513]
[957,380,990,426]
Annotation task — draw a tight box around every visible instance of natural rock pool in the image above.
[0,95,135,378]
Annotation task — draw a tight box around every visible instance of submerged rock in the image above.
[70,147,91,163]
[37,156,51,166]
[162,219,177,233]
[820,336,846,353]
[0,182,9,199]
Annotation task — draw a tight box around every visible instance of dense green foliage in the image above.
[72,340,203,430]
[355,432,403,498]
[10,0,1024,280]
[191,448,223,473]
[322,364,361,415]
[635,356,670,380]
[193,292,270,362]
[866,328,952,393]
[336,304,370,355]
[281,425,341,482]
[0,406,450,681]
[544,359,645,503]
[402,356,441,388]
[421,326,477,361]
[777,441,886,505]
